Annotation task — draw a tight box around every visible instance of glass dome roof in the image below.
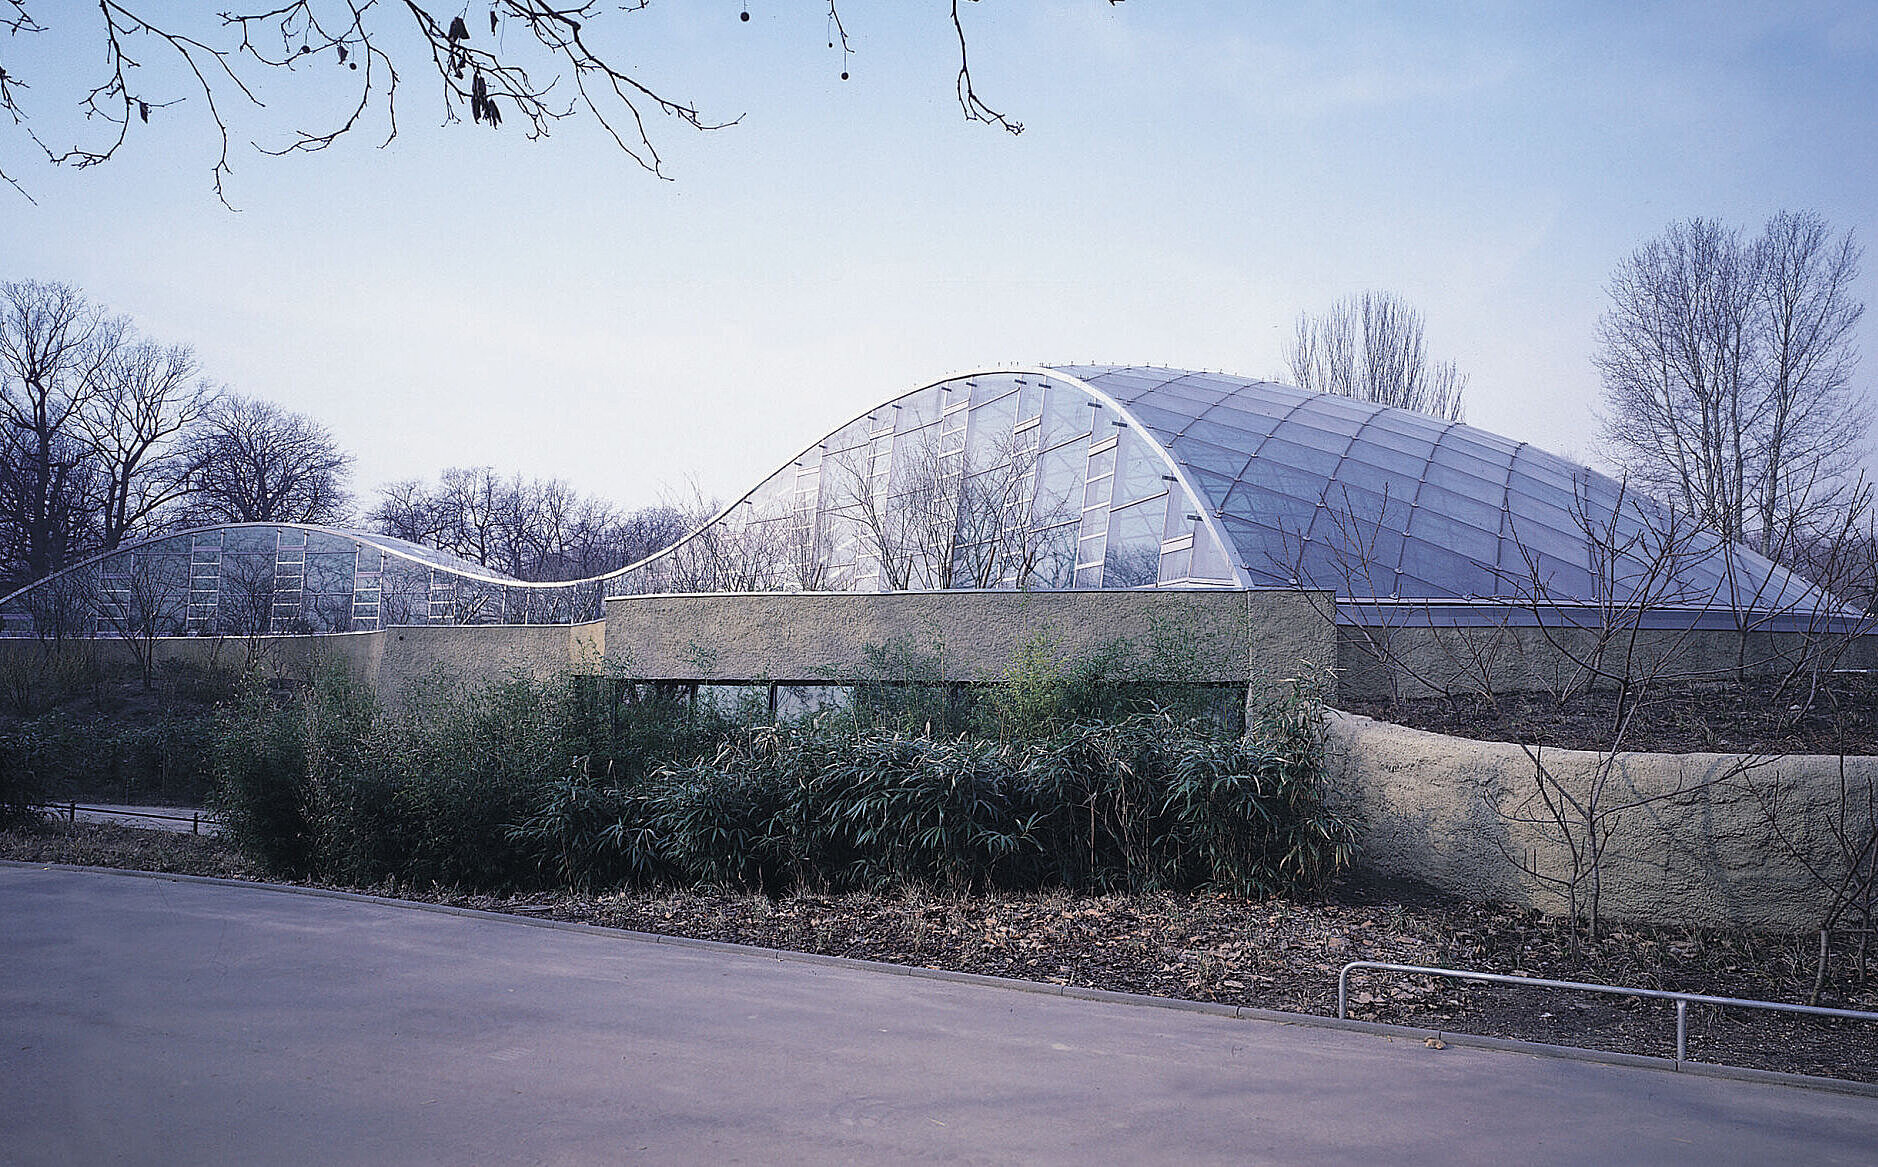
[1,366,1847,638]
[1051,365,1837,615]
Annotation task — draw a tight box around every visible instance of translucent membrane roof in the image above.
[0,366,1847,638]
[1050,366,1838,616]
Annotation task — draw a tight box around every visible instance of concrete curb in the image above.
[7,859,1876,1101]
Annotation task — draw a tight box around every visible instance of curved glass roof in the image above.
[601,365,1839,620]
[1051,366,1835,614]
[1,366,1848,637]
[0,523,605,638]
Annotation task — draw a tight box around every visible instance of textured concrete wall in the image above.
[603,590,1336,689]
[1337,623,1878,703]
[375,621,606,693]
[1324,710,1877,931]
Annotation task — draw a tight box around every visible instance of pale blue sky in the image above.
[3,2,1874,510]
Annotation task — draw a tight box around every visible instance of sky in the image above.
[3,1,1875,514]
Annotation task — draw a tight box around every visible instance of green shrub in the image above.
[213,663,1351,900]
[0,710,221,807]
[523,707,1351,898]
[0,735,47,827]
[208,676,314,875]
[211,666,736,889]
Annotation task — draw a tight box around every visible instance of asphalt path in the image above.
[2,865,1874,1166]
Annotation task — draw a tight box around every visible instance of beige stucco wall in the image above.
[1337,623,1878,703]
[603,589,1336,690]
[374,621,606,693]
[1324,710,1876,931]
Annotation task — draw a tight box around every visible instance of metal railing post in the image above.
[1675,999,1687,1064]
[1337,960,1878,1069]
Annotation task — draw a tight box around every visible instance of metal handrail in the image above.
[44,802,213,835]
[1338,960,1878,1065]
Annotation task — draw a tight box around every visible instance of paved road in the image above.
[2,866,1873,1166]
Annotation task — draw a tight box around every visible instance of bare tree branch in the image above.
[3,2,1087,202]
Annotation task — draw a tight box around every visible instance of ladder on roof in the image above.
[351,550,382,632]
[95,557,131,635]
[427,572,457,625]
[269,528,307,634]
[187,535,222,633]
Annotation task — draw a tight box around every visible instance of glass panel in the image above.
[1288,398,1371,439]
[1125,402,1193,438]
[1256,435,1343,477]
[1026,524,1077,589]
[1190,524,1233,581]
[1158,545,1193,583]
[1340,439,1429,481]
[1103,499,1162,588]
[1017,382,1044,423]
[1161,489,1192,541]
[224,527,276,553]
[1406,505,1499,563]
[1034,442,1084,526]
[1222,481,1316,530]
[1170,436,1251,482]
[1412,481,1503,539]
[895,386,946,433]
[1181,466,1237,511]
[1185,416,1272,453]
[1116,430,1169,505]
[1427,441,1506,489]
[1041,386,1094,446]
[966,393,1019,468]
[970,376,1018,407]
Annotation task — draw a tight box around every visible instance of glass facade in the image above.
[0,526,605,638]
[0,365,1844,638]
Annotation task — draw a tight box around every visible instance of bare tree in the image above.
[1287,291,1468,421]
[1597,212,1868,563]
[368,467,683,581]
[89,546,188,689]
[80,337,213,550]
[0,2,1082,204]
[0,280,114,589]
[826,424,1067,592]
[1747,759,1877,1002]
[179,395,353,525]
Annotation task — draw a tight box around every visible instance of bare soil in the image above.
[1344,672,1878,756]
[8,821,1873,1086]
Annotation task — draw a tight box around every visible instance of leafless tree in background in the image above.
[81,335,214,551]
[1287,290,1468,422]
[1597,212,1867,564]
[178,395,353,525]
[369,467,688,582]
[828,426,1068,592]
[0,1,1088,203]
[90,547,188,688]
[0,280,109,588]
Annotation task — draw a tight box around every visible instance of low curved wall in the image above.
[1323,710,1876,932]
